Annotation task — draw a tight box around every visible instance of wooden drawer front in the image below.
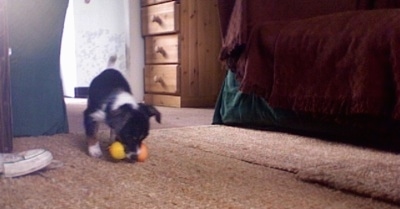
[145,34,179,64]
[144,94,181,107]
[141,0,173,7]
[141,1,179,36]
[144,65,179,94]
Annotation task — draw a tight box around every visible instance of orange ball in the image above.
[137,143,149,162]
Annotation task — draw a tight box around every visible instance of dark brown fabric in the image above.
[218,0,400,71]
[235,21,288,96]
[238,9,400,119]
[219,0,369,62]
[217,0,235,41]
[374,0,400,8]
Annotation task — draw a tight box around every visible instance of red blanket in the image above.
[237,10,400,120]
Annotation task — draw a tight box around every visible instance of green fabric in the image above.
[213,71,278,127]
[8,0,69,136]
[213,71,400,150]
[212,71,374,134]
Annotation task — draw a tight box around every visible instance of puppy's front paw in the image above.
[88,142,103,158]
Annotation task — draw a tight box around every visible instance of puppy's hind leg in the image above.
[84,109,102,158]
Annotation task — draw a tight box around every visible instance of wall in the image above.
[60,0,77,97]
[127,0,144,101]
[61,0,144,100]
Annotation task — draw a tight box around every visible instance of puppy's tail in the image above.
[107,55,117,68]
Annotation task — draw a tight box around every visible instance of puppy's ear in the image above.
[107,104,132,132]
[138,103,161,123]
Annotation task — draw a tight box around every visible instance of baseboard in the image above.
[74,87,89,98]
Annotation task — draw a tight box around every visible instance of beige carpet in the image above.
[1,125,399,209]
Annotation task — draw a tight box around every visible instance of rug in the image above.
[158,125,400,205]
[1,125,399,208]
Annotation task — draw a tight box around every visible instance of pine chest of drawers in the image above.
[141,0,223,107]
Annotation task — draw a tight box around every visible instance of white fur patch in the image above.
[90,109,106,122]
[126,145,140,159]
[88,141,102,158]
[126,152,136,159]
[112,92,139,110]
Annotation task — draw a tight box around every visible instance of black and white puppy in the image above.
[83,61,161,160]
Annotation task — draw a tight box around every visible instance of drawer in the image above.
[141,0,173,7]
[145,34,179,64]
[144,94,181,108]
[144,65,180,94]
[141,1,179,36]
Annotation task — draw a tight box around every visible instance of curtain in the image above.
[8,0,69,136]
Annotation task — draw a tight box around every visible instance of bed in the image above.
[213,0,400,150]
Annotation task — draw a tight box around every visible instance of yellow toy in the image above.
[109,141,126,160]
[109,141,149,162]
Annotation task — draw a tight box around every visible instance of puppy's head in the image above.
[108,103,161,160]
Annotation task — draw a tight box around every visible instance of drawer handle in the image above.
[153,75,167,88]
[151,15,163,25]
[154,46,167,57]
[153,75,163,83]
